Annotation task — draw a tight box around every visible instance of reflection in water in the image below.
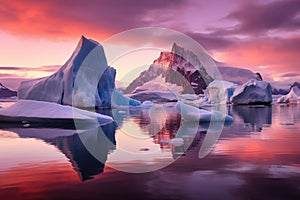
[113,105,233,161]
[231,105,272,132]
[1,103,273,180]
[1,103,300,199]
[276,104,300,125]
[4,122,117,181]
[47,122,117,181]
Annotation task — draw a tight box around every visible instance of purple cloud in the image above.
[280,73,300,78]
[186,32,236,51]
[226,0,300,34]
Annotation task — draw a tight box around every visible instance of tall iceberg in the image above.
[18,36,140,108]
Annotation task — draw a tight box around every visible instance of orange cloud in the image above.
[0,0,185,40]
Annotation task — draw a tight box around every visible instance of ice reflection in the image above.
[231,105,272,132]
[3,103,293,180]
[3,122,117,181]
[111,104,234,164]
[275,104,300,125]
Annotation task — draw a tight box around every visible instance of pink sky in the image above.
[0,0,299,89]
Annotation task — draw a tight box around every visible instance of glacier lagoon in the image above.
[0,101,300,200]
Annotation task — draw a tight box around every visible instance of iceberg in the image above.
[175,101,233,123]
[18,36,139,108]
[0,100,113,125]
[112,90,141,107]
[130,91,178,103]
[207,80,237,104]
[230,79,272,105]
[277,86,300,104]
[128,82,178,103]
[0,82,17,98]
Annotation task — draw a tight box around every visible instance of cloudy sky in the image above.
[0,0,299,89]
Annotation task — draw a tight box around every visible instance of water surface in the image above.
[0,102,300,200]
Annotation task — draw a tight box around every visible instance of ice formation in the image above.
[230,79,272,105]
[277,86,300,104]
[18,36,140,108]
[0,100,113,125]
[0,83,17,98]
[207,80,237,104]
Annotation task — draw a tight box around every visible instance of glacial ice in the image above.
[18,36,139,108]
[230,79,272,105]
[207,80,237,104]
[130,91,178,103]
[0,100,113,125]
[112,90,141,107]
[129,82,178,103]
[0,82,17,98]
[277,86,300,104]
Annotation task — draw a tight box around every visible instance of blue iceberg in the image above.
[18,36,139,108]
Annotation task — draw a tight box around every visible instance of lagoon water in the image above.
[0,101,300,200]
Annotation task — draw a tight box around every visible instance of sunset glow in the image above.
[0,0,299,89]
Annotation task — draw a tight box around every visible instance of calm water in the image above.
[0,101,300,200]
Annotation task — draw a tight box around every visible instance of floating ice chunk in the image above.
[0,100,113,125]
[230,79,272,105]
[112,90,141,107]
[175,101,233,123]
[277,86,300,104]
[140,101,153,108]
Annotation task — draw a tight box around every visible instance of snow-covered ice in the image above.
[230,79,272,105]
[0,100,113,125]
[130,91,178,103]
[277,86,300,104]
[129,82,178,103]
